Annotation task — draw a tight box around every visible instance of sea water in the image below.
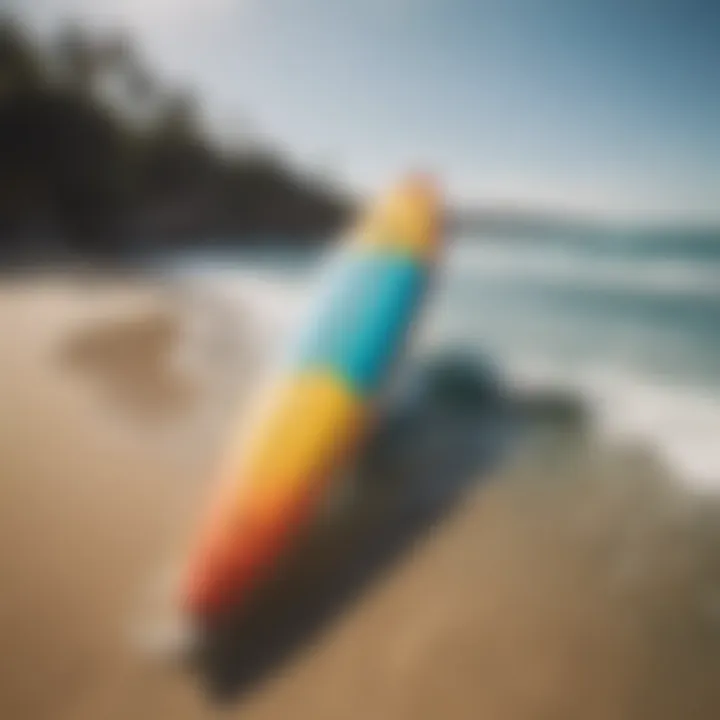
[165,229,720,492]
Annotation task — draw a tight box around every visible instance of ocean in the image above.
[166,229,720,492]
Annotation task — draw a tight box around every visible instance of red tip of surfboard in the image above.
[179,500,307,624]
[180,528,271,622]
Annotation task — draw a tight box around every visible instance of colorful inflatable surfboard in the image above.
[180,175,443,624]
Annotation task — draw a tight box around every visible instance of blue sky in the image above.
[13,0,720,221]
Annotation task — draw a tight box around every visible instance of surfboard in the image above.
[179,174,443,625]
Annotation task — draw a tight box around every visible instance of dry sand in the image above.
[1,275,720,720]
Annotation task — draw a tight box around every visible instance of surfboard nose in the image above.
[355,173,442,260]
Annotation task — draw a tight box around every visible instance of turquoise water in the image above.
[166,230,720,489]
[434,235,720,387]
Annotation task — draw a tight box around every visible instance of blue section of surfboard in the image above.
[289,251,428,394]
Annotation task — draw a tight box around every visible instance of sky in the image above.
[8,0,720,222]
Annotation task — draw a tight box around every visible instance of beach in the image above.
[1,274,720,720]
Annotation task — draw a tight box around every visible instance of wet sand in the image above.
[1,275,720,720]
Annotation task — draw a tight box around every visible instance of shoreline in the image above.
[1,274,720,719]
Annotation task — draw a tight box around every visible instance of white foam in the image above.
[126,561,197,662]
[508,358,720,493]
[181,266,308,336]
[165,264,311,382]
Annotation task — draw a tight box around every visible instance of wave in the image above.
[448,244,720,299]
[453,230,720,262]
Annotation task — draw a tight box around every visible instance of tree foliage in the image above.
[0,19,349,261]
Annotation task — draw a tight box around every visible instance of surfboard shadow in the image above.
[189,351,519,703]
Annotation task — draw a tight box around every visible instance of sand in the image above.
[1,274,720,720]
